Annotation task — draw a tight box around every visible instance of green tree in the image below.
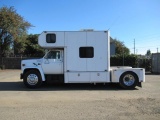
[146,49,151,56]
[23,34,45,57]
[110,37,130,55]
[14,33,27,56]
[0,6,32,57]
[110,54,138,67]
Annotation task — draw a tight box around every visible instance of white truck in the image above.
[20,30,145,89]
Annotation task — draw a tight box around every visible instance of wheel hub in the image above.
[123,74,135,86]
[27,74,38,85]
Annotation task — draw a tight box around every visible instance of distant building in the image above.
[110,40,115,56]
[151,53,160,73]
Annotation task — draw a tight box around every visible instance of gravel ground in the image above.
[0,70,160,120]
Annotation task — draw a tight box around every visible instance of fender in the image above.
[23,66,46,81]
[111,68,145,83]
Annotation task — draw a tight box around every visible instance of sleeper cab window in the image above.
[79,47,94,58]
[46,34,56,43]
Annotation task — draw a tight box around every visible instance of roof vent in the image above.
[80,29,94,31]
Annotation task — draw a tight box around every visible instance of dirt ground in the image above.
[0,70,160,120]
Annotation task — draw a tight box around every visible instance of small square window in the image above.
[79,47,94,58]
[46,34,56,43]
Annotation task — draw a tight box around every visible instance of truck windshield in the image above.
[44,51,60,59]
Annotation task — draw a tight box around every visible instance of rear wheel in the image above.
[23,70,42,88]
[119,72,138,89]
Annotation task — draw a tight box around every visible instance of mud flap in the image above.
[20,73,23,79]
[137,82,142,87]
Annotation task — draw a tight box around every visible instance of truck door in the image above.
[42,50,63,74]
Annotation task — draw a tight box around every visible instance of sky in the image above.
[0,0,160,55]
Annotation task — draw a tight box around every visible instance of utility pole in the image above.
[157,48,159,73]
[134,39,135,54]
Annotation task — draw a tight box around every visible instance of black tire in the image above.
[119,72,138,89]
[23,70,42,88]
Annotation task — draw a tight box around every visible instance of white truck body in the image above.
[21,31,145,89]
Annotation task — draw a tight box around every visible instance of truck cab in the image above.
[42,50,63,74]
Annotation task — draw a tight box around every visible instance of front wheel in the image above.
[23,70,42,88]
[119,72,138,89]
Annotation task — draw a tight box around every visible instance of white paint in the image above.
[21,31,145,84]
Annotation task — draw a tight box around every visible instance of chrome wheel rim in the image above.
[27,74,38,85]
[123,74,135,86]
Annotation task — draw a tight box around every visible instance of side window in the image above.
[45,51,60,59]
[79,47,94,58]
[46,34,56,43]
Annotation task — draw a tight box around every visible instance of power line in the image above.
[107,16,120,31]
[134,33,160,40]
[130,47,159,54]
[130,45,160,49]
[125,38,160,45]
